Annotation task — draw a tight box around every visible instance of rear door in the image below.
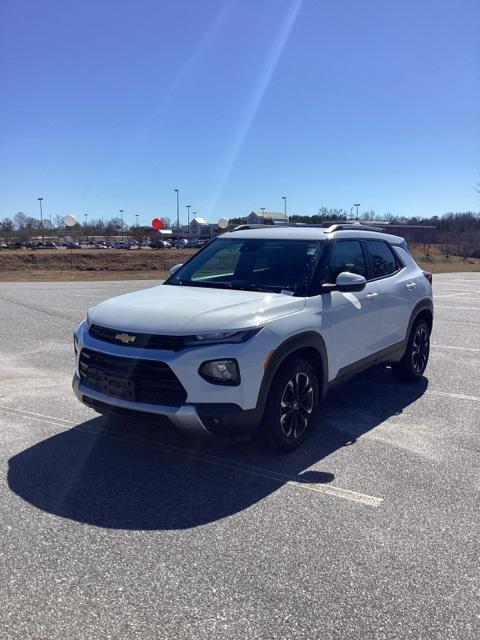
[319,239,382,378]
[364,239,412,350]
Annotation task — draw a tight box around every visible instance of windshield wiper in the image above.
[171,280,297,294]
[173,280,233,289]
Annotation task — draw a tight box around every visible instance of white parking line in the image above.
[358,381,480,403]
[0,405,383,508]
[432,344,480,353]
[434,305,480,311]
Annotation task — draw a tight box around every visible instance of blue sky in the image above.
[1,0,479,226]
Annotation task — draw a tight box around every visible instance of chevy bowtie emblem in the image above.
[115,332,136,344]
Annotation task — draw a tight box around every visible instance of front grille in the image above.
[79,348,187,406]
[89,323,185,351]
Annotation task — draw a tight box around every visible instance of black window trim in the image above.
[316,237,369,291]
[362,239,405,282]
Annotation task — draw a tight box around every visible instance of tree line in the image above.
[229,208,480,231]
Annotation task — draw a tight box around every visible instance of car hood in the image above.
[87,284,306,334]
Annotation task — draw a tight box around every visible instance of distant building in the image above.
[247,210,286,225]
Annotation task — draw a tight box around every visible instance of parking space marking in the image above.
[427,390,480,403]
[432,344,480,353]
[434,305,480,311]
[0,405,383,508]
[0,405,73,427]
[358,381,480,403]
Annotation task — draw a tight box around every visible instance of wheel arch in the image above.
[256,332,329,416]
[407,299,434,338]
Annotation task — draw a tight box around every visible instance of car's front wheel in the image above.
[392,318,430,380]
[262,357,319,451]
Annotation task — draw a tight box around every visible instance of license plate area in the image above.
[101,374,135,401]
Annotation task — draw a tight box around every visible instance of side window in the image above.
[327,240,367,281]
[366,240,399,279]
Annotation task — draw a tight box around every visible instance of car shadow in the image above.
[7,368,428,530]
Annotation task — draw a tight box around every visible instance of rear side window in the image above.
[366,240,399,278]
[327,240,367,281]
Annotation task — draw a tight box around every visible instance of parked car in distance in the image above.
[184,240,204,248]
[151,240,172,249]
[173,239,189,248]
[112,240,133,249]
[73,223,434,451]
[65,241,81,249]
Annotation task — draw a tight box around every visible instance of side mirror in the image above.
[169,263,183,276]
[321,271,366,293]
[335,271,366,292]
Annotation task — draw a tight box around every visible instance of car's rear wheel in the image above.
[262,357,319,451]
[392,318,430,380]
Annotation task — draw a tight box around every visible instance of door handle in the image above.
[406,282,417,290]
[366,292,378,299]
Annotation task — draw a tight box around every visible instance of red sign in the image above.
[152,217,164,229]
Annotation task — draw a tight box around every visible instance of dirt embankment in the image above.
[0,244,479,281]
[0,249,196,281]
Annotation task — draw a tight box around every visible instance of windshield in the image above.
[165,237,324,295]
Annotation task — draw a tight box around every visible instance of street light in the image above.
[354,203,360,220]
[135,214,139,227]
[174,189,179,240]
[282,196,287,222]
[186,204,191,237]
[119,209,124,240]
[38,197,44,241]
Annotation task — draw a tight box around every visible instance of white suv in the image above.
[73,224,433,450]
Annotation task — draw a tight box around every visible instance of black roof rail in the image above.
[324,223,385,233]
[232,224,269,230]
[231,222,386,233]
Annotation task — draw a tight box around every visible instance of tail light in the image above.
[423,271,432,285]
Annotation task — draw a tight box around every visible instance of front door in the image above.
[311,239,382,380]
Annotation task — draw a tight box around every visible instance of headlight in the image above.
[74,333,79,354]
[86,312,93,329]
[199,359,240,385]
[184,328,261,347]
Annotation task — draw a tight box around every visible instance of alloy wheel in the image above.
[280,372,314,439]
[412,326,429,375]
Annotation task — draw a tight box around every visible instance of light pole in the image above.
[38,197,44,242]
[282,196,287,222]
[119,209,124,240]
[135,214,139,227]
[186,205,191,237]
[354,203,360,220]
[174,189,179,240]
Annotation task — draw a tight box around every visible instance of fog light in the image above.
[199,359,240,385]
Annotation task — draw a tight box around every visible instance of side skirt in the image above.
[327,340,406,391]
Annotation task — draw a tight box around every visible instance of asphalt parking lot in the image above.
[0,274,479,639]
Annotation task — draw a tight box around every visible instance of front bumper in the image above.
[73,374,262,436]
[73,374,209,433]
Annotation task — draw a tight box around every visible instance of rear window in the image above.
[366,240,399,278]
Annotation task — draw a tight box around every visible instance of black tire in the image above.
[261,357,320,451]
[392,318,430,380]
